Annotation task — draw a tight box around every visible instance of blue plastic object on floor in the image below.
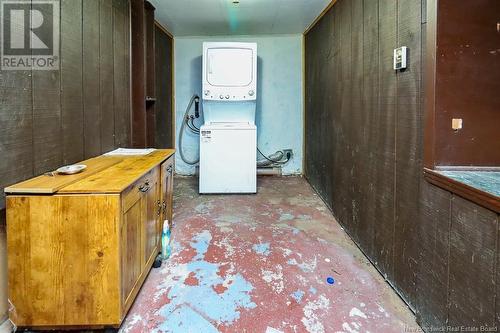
[326,276,335,284]
[162,220,171,260]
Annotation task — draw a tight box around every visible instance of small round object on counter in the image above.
[56,164,87,175]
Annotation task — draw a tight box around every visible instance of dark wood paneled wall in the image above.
[144,2,156,147]
[305,0,499,330]
[154,24,174,149]
[131,0,146,148]
[432,0,500,167]
[131,0,157,148]
[0,0,131,209]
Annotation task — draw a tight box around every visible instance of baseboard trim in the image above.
[0,318,14,333]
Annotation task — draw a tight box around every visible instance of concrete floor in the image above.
[120,177,418,333]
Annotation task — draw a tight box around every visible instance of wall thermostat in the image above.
[393,46,408,70]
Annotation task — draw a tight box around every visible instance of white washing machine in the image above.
[199,122,256,193]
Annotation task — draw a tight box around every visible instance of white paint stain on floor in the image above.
[301,294,330,333]
[377,304,390,318]
[266,327,284,333]
[261,264,284,294]
[287,256,318,273]
[341,322,359,333]
[349,307,368,319]
[214,236,236,257]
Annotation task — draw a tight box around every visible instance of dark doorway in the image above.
[154,23,174,149]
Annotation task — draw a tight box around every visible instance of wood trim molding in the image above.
[144,0,155,11]
[435,166,500,172]
[171,38,176,148]
[303,0,338,35]
[423,0,438,169]
[301,34,306,175]
[424,168,500,213]
[154,20,173,38]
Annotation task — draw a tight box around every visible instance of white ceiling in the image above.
[149,0,331,36]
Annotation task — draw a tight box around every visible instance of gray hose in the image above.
[179,96,291,168]
[179,94,200,165]
[257,151,284,167]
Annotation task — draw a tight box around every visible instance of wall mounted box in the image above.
[393,46,408,70]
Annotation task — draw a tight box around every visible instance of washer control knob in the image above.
[219,94,224,99]
[225,95,230,99]
[248,90,255,96]
[204,90,210,96]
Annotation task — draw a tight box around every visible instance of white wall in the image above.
[174,34,303,175]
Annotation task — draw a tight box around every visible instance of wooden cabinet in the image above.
[4,150,174,330]
[143,170,160,266]
[121,191,143,307]
[121,166,161,314]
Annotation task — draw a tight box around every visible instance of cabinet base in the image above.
[153,254,163,268]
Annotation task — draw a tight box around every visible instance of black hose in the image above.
[194,98,200,118]
[190,117,200,131]
[186,118,199,133]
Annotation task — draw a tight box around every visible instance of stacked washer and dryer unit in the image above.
[199,42,258,194]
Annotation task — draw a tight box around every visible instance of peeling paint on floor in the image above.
[120,177,418,333]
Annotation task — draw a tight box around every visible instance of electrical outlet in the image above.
[452,118,463,131]
[283,149,293,159]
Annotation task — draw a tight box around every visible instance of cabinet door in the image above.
[121,194,142,305]
[160,158,174,231]
[143,173,160,266]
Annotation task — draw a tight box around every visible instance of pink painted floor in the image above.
[120,177,418,333]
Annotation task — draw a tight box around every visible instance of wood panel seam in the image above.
[81,0,86,159]
[445,194,452,324]
[392,0,399,281]
[494,215,499,324]
[30,1,35,179]
[58,0,63,168]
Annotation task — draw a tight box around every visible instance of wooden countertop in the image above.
[424,167,500,213]
[5,149,175,195]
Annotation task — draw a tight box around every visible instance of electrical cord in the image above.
[186,116,199,133]
[257,148,282,163]
[257,148,291,165]
[189,117,200,132]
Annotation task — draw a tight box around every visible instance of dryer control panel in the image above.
[202,42,257,101]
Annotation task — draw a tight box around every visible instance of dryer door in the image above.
[206,47,254,87]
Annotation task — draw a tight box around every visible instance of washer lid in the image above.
[201,122,256,130]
